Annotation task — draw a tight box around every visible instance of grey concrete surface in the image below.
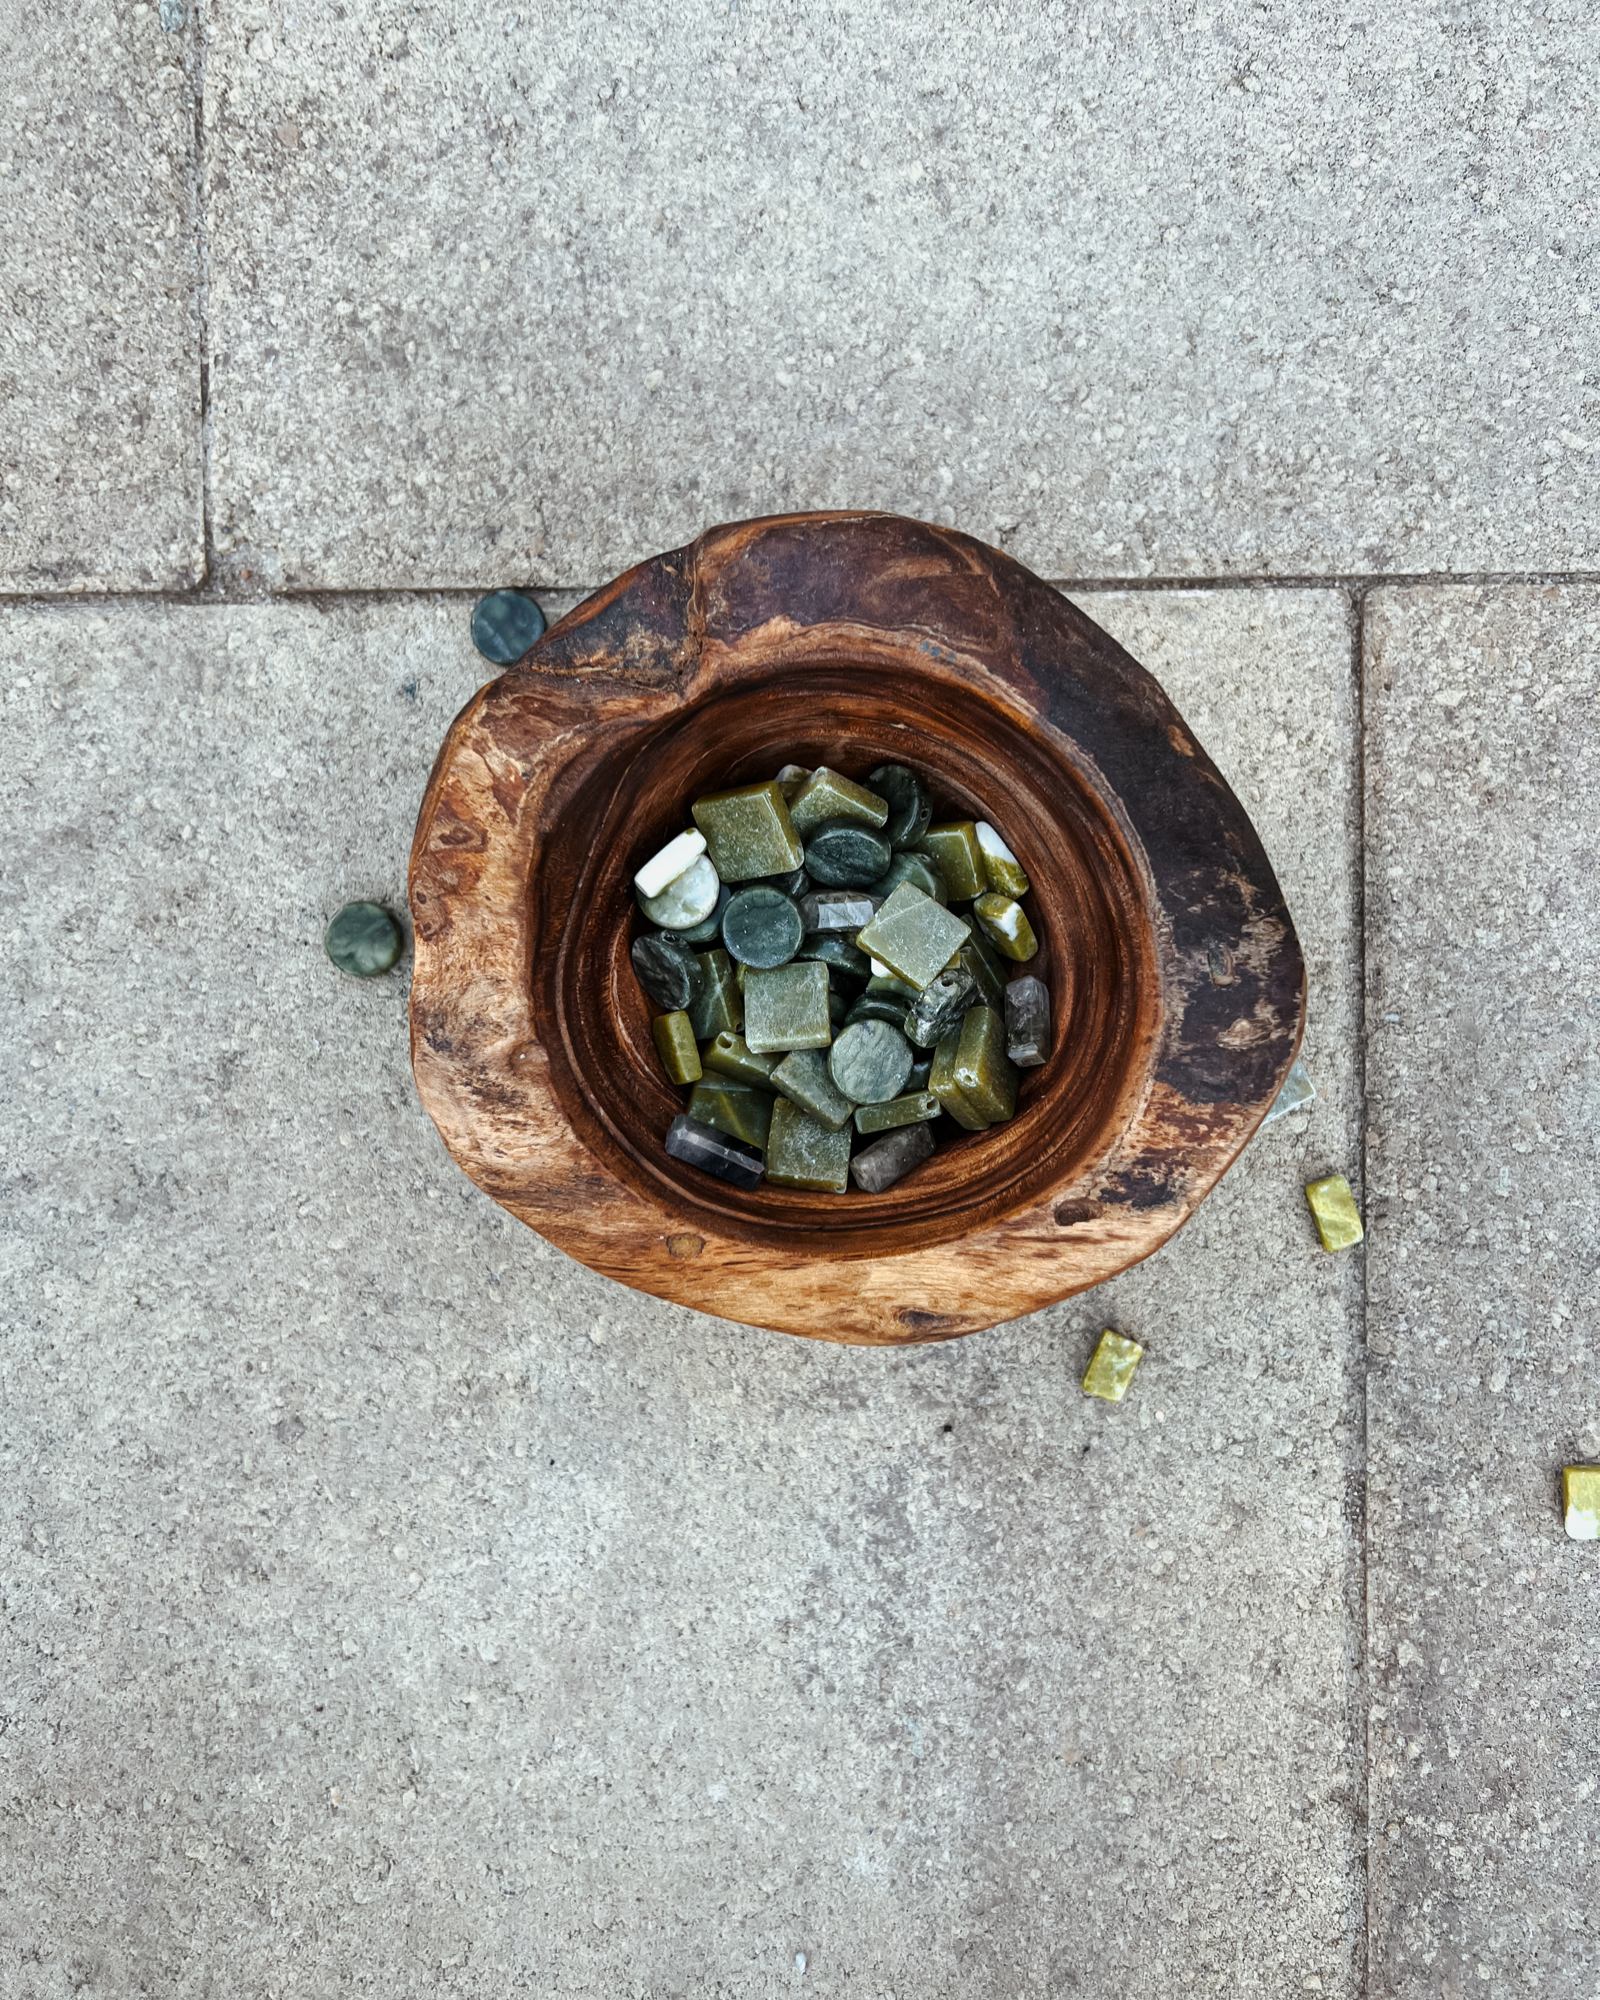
[1,587,1361,1995]
[0,0,203,592]
[203,3,1599,593]
[1364,586,1600,1999]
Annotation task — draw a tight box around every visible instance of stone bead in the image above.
[876,850,949,905]
[850,1120,936,1194]
[798,934,871,983]
[775,764,812,803]
[765,1099,853,1193]
[799,888,876,934]
[904,965,978,1048]
[1563,1466,1600,1541]
[828,1018,913,1105]
[975,821,1030,898]
[760,866,811,899]
[1004,974,1051,1068]
[633,827,708,900]
[866,764,933,850]
[928,1031,990,1131]
[1305,1175,1364,1252]
[652,1010,703,1085]
[827,987,847,1027]
[638,853,722,930]
[672,882,732,946]
[470,587,546,664]
[1081,1330,1144,1403]
[743,960,833,1054]
[787,766,889,838]
[631,931,702,1011]
[953,936,1007,1011]
[688,1076,774,1151]
[947,1003,1018,1122]
[700,1032,780,1091]
[855,882,972,993]
[770,1048,854,1131]
[972,891,1039,962]
[803,819,892,888]
[324,901,403,978]
[853,1091,941,1135]
[664,1113,763,1190]
[845,995,912,1028]
[916,821,985,901]
[721,885,804,969]
[866,969,920,1007]
[686,948,743,1040]
[691,780,805,882]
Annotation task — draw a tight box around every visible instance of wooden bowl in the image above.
[409,512,1305,1345]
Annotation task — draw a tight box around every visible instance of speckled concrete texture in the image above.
[0,0,203,592]
[202,2,1600,592]
[0,587,1361,1995]
[1364,586,1600,1999]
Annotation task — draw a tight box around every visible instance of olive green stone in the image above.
[1082,1330,1144,1404]
[721,885,804,969]
[829,1019,913,1105]
[917,821,985,901]
[787,766,888,838]
[770,1047,854,1131]
[775,764,811,803]
[686,948,743,1040]
[743,960,833,1055]
[700,1031,780,1091]
[928,1028,991,1131]
[972,890,1039,963]
[672,883,732,946]
[798,934,871,983]
[638,853,722,930]
[876,850,948,905]
[904,965,978,1048]
[855,882,972,993]
[867,764,933,850]
[845,995,913,1028]
[803,819,893,889]
[976,821,1030,898]
[853,1090,941,1135]
[948,1004,1018,1122]
[324,901,403,978]
[691,780,804,883]
[652,1010,703,1085]
[688,1076,774,1151]
[765,1099,854,1193]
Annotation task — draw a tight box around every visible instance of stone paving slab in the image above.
[0,587,1359,1995]
[203,4,1597,592]
[0,0,202,592]
[1364,586,1600,1999]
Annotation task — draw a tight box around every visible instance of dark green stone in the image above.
[845,996,912,1028]
[688,1076,774,1151]
[721,885,805,969]
[470,588,546,665]
[907,1057,933,1092]
[759,867,811,899]
[324,901,403,978]
[631,931,701,1011]
[828,1019,914,1105]
[686,948,742,1040]
[904,965,978,1048]
[867,764,933,849]
[876,850,949,905]
[866,970,921,1006]
[672,882,732,946]
[798,934,871,983]
[803,819,893,889]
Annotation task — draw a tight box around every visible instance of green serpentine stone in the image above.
[828,1019,914,1105]
[770,1048,854,1131]
[721,885,804,969]
[686,948,743,1040]
[947,1004,1018,1122]
[743,960,833,1054]
[916,821,985,901]
[803,819,892,889]
[688,1076,774,1151]
[867,764,933,850]
[765,1100,853,1192]
[855,883,971,992]
[324,901,403,978]
[787,766,888,838]
[875,850,948,905]
[853,1091,941,1135]
[652,1010,703,1085]
[972,890,1039,963]
[691,780,805,882]
[700,1032,780,1090]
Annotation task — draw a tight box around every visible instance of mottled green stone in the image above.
[688,1076,774,1150]
[803,819,893,889]
[876,850,949,905]
[904,965,978,1048]
[853,1090,941,1135]
[928,1028,991,1131]
[775,764,811,803]
[827,987,847,1027]
[917,821,985,901]
[743,960,834,1055]
[638,854,722,930]
[866,969,921,1006]
[686,948,743,1040]
[867,764,933,849]
[771,1047,855,1131]
[976,822,1030,898]
[952,937,1006,1011]
[907,1056,933,1092]
[788,766,888,838]
[324,901,403,978]
[948,1004,1018,1122]
[765,1098,854,1192]
[829,1019,914,1105]
[1082,1330,1143,1403]
[691,780,805,882]
[798,934,871,983]
[759,866,811,899]
[845,995,914,1028]
[972,890,1039,963]
[855,882,972,992]
[652,1010,702,1085]
[632,931,701,1011]
[721,885,804,969]
[1305,1175,1364,1252]
[700,1031,780,1091]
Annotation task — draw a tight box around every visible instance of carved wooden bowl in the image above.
[409,512,1304,1345]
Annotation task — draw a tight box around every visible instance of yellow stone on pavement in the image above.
[1305,1174,1364,1251]
[1082,1330,1144,1403]
[1563,1466,1600,1541]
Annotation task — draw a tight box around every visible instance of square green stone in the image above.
[743,960,834,1055]
[787,766,889,838]
[1082,1330,1143,1403]
[771,1047,854,1131]
[766,1098,853,1192]
[949,1004,1018,1122]
[916,821,985,900]
[691,779,805,882]
[855,883,971,992]
[687,1076,774,1151]
[686,948,743,1040]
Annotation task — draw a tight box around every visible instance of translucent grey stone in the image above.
[1260,1054,1317,1126]
[850,1120,936,1194]
[904,966,978,1048]
[663,1114,764,1190]
[1004,974,1051,1068]
[799,888,876,934]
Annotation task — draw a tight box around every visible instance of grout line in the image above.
[1350,581,1374,2000]
[190,0,216,588]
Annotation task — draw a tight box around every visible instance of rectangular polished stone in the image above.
[853,1091,941,1136]
[770,1048,854,1132]
[972,890,1039,963]
[765,1099,853,1193]
[699,1031,780,1091]
[849,1120,936,1194]
[652,1010,703,1086]
[948,1004,1018,1124]
[799,888,877,934]
[742,960,833,1055]
[685,948,743,1041]
[1305,1174,1363,1252]
[953,937,1007,1012]
[787,766,888,838]
[687,1076,774,1151]
[691,780,805,882]
[975,822,1030,898]
[663,1113,764,1190]
[928,1028,991,1132]
[1081,1330,1144,1404]
[916,822,985,901]
[854,883,971,993]
[905,966,978,1049]
[1004,975,1050,1068]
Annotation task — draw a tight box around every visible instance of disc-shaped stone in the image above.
[797,934,871,983]
[828,1018,913,1105]
[637,853,721,930]
[721,885,805,969]
[324,901,403,978]
[867,764,933,849]
[804,819,892,889]
[470,588,546,664]
[673,882,731,946]
[876,850,949,905]
[631,931,702,1011]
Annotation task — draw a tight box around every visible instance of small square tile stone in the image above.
[855,884,971,993]
[765,1099,852,1193]
[691,781,804,883]
[743,961,833,1055]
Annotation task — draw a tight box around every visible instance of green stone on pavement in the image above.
[904,965,978,1048]
[787,766,889,838]
[798,934,871,983]
[324,901,404,978]
[470,587,546,664]
[1563,1466,1600,1541]
[691,780,804,882]
[1082,1330,1144,1403]
[765,1099,854,1192]
[652,1010,703,1086]
[672,882,731,945]
[743,960,833,1054]
[638,853,722,930]
[972,890,1039,962]
[929,1027,991,1131]
[803,819,893,888]
[770,1047,854,1131]
[853,1091,942,1135]
[975,821,1030,898]
[876,850,949,905]
[688,1076,774,1151]
[700,1031,780,1091]
[948,1003,1018,1122]
[721,884,804,969]
[867,764,933,850]
[917,821,985,901]
[828,1019,914,1105]
[1305,1174,1365,1252]
[855,882,972,992]
[686,948,743,1040]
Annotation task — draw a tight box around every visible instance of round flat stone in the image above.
[868,764,933,849]
[721,884,804,969]
[470,588,547,664]
[631,932,702,1010]
[804,819,892,889]
[829,1018,914,1104]
[798,934,871,983]
[324,901,403,978]
[877,850,949,905]
[759,866,811,899]
[673,882,731,946]
[637,853,721,930]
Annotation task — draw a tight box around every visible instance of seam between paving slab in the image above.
[1351,583,1374,2000]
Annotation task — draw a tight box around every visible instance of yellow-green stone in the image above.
[700,1031,780,1090]
[1305,1175,1364,1251]
[853,1091,941,1135]
[928,1029,990,1131]
[948,1004,1018,1122]
[765,1098,853,1192]
[686,948,743,1040]
[688,1076,774,1150]
[787,766,889,838]
[1082,1330,1143,1403]
[975,821,1030,898]
[917,821,985,901]
[652,1010,702,1085]
[855,882,972,992]
[972,891,1039,963]
[770,1047,854,1131]
[743,960,833,1054]
[692,779,805,883]
[1563,1466,1600,1540]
